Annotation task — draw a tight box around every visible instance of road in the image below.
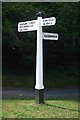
[1,88,79,99]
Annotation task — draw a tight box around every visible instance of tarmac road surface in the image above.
[1,88,79,99]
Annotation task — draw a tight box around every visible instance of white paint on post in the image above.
[18,14,58,93]
[35,16,44,90]
[41,17,56,26]
[18,20,37,32]
[43,32,59,40]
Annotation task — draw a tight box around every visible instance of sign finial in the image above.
[36,12,43,17]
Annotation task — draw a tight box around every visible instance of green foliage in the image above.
[3,68,78,88]
[2,2,79,87]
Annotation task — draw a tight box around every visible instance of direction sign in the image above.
[18,12,59,104]
[41,17,56,26]
[43,32,58,40]
[18,20,37,32]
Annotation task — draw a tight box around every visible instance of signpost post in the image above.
[18,12,59,104]
[35,12,44,104]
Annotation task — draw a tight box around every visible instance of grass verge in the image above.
[2,98,79,118]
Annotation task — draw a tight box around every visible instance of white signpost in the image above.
[18,12,59,104]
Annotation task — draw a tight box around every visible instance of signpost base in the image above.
[35,89,44,104]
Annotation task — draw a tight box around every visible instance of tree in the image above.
[2,2,79,71]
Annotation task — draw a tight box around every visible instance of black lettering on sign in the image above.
[23,23,27,25]
[23,28,28,30]
[43,19,48,22]
[24,26,27,27]
[44,34,57,38]
[46,22,50,25]
[19,29,22,31]
[19,26,23,28]
[29,25,33,27]
[43,23,45,26]
[26,25,29,27]
[49,19,52,21]
[29,21,35,25]
[20,23,24,26]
